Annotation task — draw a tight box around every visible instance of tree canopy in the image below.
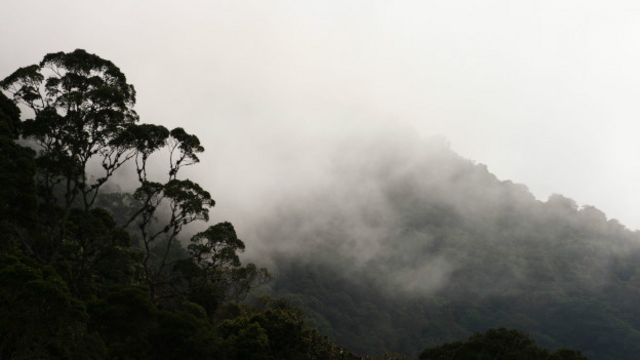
[0,50,354,360]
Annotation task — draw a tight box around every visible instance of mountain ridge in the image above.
[243,137,640,359]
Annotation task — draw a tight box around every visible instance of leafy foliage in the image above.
[0,51,353,360]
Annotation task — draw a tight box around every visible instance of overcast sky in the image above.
[1,0,639,229]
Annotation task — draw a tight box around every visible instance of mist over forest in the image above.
[237,134,640,359]
[2,2,640,360]
[90,120,640,359]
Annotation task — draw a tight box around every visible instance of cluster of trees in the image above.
[0,49,592,360]
[419,329,587,360]
[0,49,357,360]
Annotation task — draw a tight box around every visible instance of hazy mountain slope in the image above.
[246,137,640,359]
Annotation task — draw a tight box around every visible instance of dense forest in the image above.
[0,49,608,359]
[0,50,353,360]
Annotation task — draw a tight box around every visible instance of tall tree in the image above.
[1,49,266,307]
[1,49,138,211]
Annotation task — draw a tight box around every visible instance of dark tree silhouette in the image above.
[419,329,588,360]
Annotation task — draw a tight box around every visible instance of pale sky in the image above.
[1,0,639,229]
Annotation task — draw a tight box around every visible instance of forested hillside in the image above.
[247,137,640,360]
[0,49,603,360]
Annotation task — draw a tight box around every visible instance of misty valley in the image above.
[1,50,638,360]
